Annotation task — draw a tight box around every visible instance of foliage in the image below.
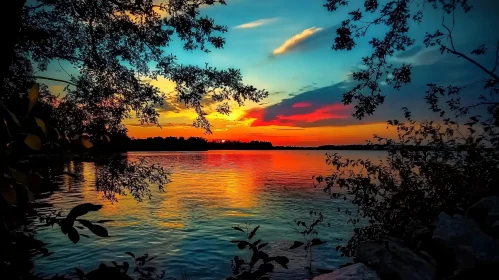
[289,211,328,274]
[0,85,170,279]
[319,0,499,256]
[0,0,267,136]
[324,0,479,119]
[71,251,165,280]
[227,225,289,280]
[2,1,267,278]
[96,156,171,202]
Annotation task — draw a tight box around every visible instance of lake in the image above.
[33,150,387,279]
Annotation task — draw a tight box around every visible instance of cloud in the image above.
[234,18,278,29]
[292,102,311,108]
[127,123,192,128]
[395,45,423,58]
[273,27,324,55]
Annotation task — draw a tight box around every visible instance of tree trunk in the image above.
[0,0,26,86]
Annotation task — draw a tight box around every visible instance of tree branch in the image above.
[445,47,499,82]
[31,76,77,87]
[442,17,499,82]
[493,41,499,73]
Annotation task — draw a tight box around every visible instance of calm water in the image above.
[33,150,386,279]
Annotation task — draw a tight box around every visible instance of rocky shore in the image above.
[313,196,499,280]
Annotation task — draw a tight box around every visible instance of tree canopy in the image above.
[325,0,497,120]
[1,0,267,137]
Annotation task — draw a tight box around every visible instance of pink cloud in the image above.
[244,103,350,127]
[292,102,312,108]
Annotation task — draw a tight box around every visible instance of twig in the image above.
[31,76,78,87]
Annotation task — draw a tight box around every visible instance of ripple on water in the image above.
[33,150,384,279]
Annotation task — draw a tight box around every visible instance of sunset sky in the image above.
[48,0,498,146]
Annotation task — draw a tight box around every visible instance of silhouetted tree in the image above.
[1,1,268,279]
[2,0,267,136]
[319,0,499,265]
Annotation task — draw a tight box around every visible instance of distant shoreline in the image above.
[126,145,387,151]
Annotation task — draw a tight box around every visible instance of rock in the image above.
[312,263,380,280]
[466,196,499,226]
[355,238,437,280]
[490,220,499,237]
[405,220,431,246]
[447,266,499,280]
[432,212,499,270]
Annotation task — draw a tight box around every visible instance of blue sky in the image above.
[42,0,499,145]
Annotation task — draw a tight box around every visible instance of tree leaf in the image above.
[87,224,109,237]
[1,105,20,126]
[258,243,269,250]
[25,135,42,150]
[250,239,261,249]
[125,252,135,258]
[95,220,114,223]
[136,254,149,266]
[237,241,251,250]
[35,118,47,137]
[248,225,259,240]
[104,135,111,143]
[28,83,39,112]
[271,256,289,269]
[311,238,327,246]
[232,226,245,233]
[76,219,93,228]
[68,227,80,244]
[81,136,93,148]
[68,203,103,220]
[1,186,17,205]
[289,241,304,250]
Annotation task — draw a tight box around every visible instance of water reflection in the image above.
[34,150,386,279]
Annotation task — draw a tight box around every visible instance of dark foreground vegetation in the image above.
[1,0,498,280]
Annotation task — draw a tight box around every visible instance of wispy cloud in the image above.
[273,27,323,55]
[234,18,278,29]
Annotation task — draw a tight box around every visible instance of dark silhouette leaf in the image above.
[289,241,304,249]
[68,203,103,220]
[311,238,326,246]
[253,263,274,278]
[232,226,245,233]
[237,241,251,250]
[136,254,149,266]
[250,250,269,267]
[250,239,261,249]
[271,256,289,269]
[258,242,269,250]
[76,219,93,228]
[88,224,109,237]
[248,225,259,240]
[95,220,114,224]
[68,227,80,244]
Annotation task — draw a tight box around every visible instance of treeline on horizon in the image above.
[124,136,388,151]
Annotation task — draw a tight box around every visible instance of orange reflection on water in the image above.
[53,151,385,232]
